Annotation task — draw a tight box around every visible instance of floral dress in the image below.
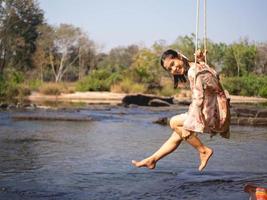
[183,63,231,139]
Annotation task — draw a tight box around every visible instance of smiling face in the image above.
[162,56,186,75]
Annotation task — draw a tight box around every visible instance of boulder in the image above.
[173,99,191,105]
[256,109,267,118]
[153,117,169,125]
[0,103,8,109]
[233,108,258,118]
[7,104,16,110]
[24,103,37,110]
[237,117,252,125]
[148,99,171,107]
[251,118,267,126]
[230,117,267,126]
[122,94,173,106]
[230,117,238,125]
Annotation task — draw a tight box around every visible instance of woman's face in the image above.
[163,57,186,75]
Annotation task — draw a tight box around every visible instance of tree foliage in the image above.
[130,48,161,85]
[170,34,195,61]
[222,40,257,77]
[97,45,139,73]
[34,23,96,82]
[0,0,43,73]
[255,43,267,74]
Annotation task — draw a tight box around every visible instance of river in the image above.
[0,106,266,199]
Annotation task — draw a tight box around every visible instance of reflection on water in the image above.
[0,107,266,200]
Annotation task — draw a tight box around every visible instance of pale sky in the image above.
[38,0,267,52]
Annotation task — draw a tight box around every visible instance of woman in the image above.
[132,49,230,171]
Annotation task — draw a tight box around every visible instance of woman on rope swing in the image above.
[132,49,230,171]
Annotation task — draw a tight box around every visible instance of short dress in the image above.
[174,63,230,139]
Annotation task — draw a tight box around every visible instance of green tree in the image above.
[222,39,256,77]
[52,24,81,82]
[0,0,44,74]
[170,34,195,60]
[97,45,139,72]
[221,46,238,76]
[130,48,161,85]
[41,24,95,82]
[77,33,97,78]
[33,23,97,82]
[201,40,227,71]
[32,23,54,81]
[255,43,267,75]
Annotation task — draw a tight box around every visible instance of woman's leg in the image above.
[132,132,182,169]
[185,131,213,171]
[132,114,213,171]
[132,114,185,169]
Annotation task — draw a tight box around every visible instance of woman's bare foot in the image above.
[131,157,156,169]
[198,147,213,171]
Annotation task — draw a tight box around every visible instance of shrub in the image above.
[39,83,63,95]
[18,84,31,97]
[156,84,179,97]
[76,76,108,91]
[221,75,267,97]
[221,77,242,95]
[4,84,19,100]
[0,70,25,100]
[76,70,122,92]
[259,87,267,98]
[27,79,42,91]
[7,70,24,85]
[111,78,146,93]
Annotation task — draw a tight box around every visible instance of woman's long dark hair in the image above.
[160,49,189,89]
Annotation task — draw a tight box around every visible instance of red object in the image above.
[244,184,267,200]
[256,187,267,200]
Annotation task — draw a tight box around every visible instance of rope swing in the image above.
[195,0,208,65]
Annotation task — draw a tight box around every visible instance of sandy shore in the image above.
[27,91,267,105]
[27,91,127,105]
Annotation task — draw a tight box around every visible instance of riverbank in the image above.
[27,91,127,105]
[26,91,267,106]
[1,91,267,126]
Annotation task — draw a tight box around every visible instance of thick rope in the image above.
[195,0,200,66]
[194,0,200,84]
[204,0,207,63]
[195,0,208,64]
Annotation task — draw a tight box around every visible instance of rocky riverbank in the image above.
[1,92,267,126]
[24,91,267,106]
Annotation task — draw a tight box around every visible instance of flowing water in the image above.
[0,106,266,200]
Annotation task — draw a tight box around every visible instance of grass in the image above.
[38,82,75,95]
[110,78,147,94]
